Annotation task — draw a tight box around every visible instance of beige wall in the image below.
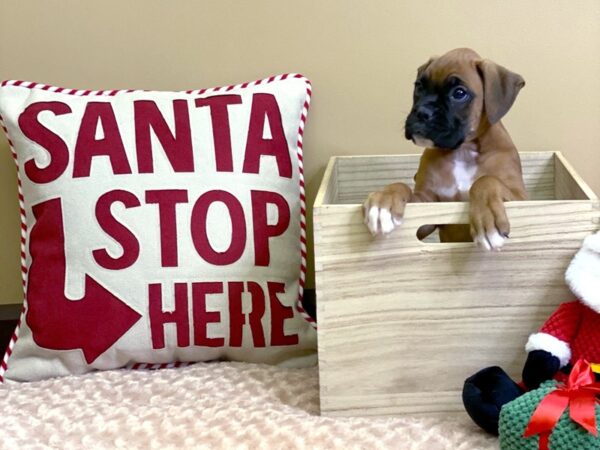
[0,0,599,304]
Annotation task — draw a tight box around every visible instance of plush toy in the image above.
[463,230,600,435]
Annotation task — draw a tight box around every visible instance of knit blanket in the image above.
[0,362,497,449]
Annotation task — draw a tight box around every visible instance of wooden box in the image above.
[313,151,599,416]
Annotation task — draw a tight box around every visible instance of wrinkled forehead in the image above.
[421,53,482,90]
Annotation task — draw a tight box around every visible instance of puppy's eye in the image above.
[451,86,469,101]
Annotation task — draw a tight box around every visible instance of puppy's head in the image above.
[404,48,525,150]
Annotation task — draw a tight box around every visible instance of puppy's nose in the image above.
[416,106,434,122]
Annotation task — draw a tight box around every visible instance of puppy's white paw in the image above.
[379,209,395,234]
[366,206,402,236]
[367,206,380,235]
[475,230,506,251]
[363,186,409,236]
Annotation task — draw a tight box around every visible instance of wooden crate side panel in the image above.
[315,201,597,266]
[315,200,600,415]
[314,157,340,207]
[554,152,598,200]
[333,152,556,204]
[318,306,557,416]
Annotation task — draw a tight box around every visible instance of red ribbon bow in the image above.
[523,359,600,450]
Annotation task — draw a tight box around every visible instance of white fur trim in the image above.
[583,233,600,253]
[525,332,571,367]
[565,232,600,313]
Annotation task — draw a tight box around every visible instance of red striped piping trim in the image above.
[0,73,306,98]
[126,361,192,371]
[293,80,317,329]
[0,110,29,383]
[0,73,316,381]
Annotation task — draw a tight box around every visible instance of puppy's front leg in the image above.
[363,183,435,236]
[469,176,523,251]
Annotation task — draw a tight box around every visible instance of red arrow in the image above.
[26,198,142,364]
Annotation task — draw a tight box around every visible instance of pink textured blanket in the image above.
[0,362,497,449]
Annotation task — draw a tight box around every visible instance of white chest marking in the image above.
[435,150,478,200]
[453,160,478,194]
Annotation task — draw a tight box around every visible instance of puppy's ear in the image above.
[476,60,525,124]
[417,57,435,77]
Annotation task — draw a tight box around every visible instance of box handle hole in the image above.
[417,224,473,243]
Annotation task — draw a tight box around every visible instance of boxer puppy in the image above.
[363,48,527,250]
